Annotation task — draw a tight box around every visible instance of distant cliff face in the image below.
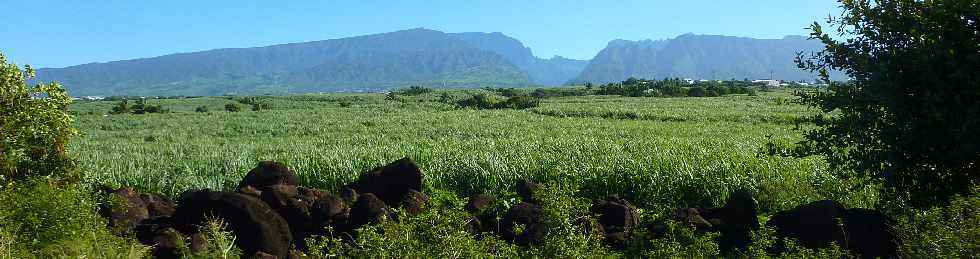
[450,32,589,86]
[571,34,835,84]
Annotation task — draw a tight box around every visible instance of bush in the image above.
[0,179,148,258]
[898,186,980,257]
[457,94,539,110]
[502,96,540,109]
[0,51,78,182]
[644,221,720,258]
[305,189,521,258]
[397,85,433,96]
[251,103,270,111]
[688,87,706,97]
[224,103,241,112]
[130,98,168,114]
[194,106,209,113]
[457,93,502,109]
[109,99,132,114]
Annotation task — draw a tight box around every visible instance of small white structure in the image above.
[752,80,781,87]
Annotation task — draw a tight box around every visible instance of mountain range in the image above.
[35,29,831,96]
[570,34,833,84]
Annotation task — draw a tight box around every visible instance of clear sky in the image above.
[1,0,842,68]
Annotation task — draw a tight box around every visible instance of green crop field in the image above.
[69,89,876,217]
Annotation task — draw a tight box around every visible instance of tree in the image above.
[109,99,131,114]
[793,0,980,207]
[0,51,78,181]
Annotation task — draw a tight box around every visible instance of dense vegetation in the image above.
[791,0,980,208]
[596,77,759,97]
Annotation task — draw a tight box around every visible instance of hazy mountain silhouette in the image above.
[36,30,838,96]
[37,29,560,96]
[570,34,837,84]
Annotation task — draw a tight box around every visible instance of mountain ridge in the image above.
[570,34,836,84]
[35,29,837,96]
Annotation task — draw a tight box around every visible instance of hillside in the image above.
[571,34,837,84]
[36,29,537,96]
[451,32,589,86]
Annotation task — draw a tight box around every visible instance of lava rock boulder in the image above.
[347,157,423,208]
[501,202,548,246]
[766,200,898,258]
[590,195,640,248]
[238,161,299,191]
[171,189,293,258]
[698,190,761,254]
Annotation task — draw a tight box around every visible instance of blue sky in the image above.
[1,0,842,68]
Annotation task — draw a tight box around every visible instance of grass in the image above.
[69,89,876,217]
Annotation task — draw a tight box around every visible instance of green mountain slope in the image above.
[36,29,533,96]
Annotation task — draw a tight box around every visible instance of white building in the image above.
[752,80,781,87]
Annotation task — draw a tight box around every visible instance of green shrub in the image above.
[195,106,209,113]
[109,99,132,114]
[502,95,540,109]
[526,184,618,258]
[397,85,433,96]
[130,98,168,114]
[457,93,502,109]
[688,87,706,97]
[457,94,539,110]
[643,221,720,258]
[0,51,78,182]
[0,179,148,258]
[898,186,980,258]
[251,103,270,111]
[305,189,521,258]
[224,103,241,112]
[180,217,243,259]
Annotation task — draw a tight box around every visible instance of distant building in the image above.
[76,96,105,101]
[752,79,781,87]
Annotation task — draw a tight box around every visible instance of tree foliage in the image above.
[0,51,78,182]
[794,0,980,207]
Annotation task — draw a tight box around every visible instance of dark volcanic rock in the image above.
[189,232,208,253]
[171,189,293,257]
[590,195,640,248]
[101,187,150,233]
[767,200,847,252]
[340,187,359,205]
[347,157,423,207]
[501,202,548,245]
[259,184,315,250]
[237,185,263,197]
[151,227,184,259]
[465,193,496,214]
[841,208,899,259]
[766,200,898,258]
[515,180,542,203]
[139,192,176,219]
[699,190,761,254]
[238,161,299,191]
[674,207,713,231]
[347,193,389,230]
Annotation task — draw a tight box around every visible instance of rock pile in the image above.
[100,157,426,258]
[98,160,899,258]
